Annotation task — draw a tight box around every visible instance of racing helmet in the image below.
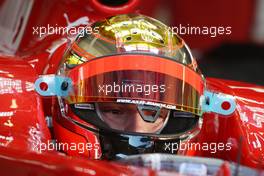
[53,14,205,160]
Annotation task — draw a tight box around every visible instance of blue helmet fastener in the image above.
[34,75,72,97]
[201,90,236,116]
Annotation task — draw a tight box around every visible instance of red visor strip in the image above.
[68,55,204,94]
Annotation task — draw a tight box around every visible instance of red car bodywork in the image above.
[0,0,263,175]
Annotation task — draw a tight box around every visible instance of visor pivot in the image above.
[202,90,236,115]
[61,81,69,91]
[34,75,72,96]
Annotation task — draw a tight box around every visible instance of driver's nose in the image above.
[124,111,154,133]
[124,111,143,132]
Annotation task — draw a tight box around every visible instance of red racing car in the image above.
[0,0,264,175]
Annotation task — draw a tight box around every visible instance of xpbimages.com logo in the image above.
[33,140,100,154]
[98,82,166,96]
[164,141,232,154]
[168,24,232,38]
[32,24,100,38]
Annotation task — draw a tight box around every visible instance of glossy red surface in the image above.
[0,0,263,175]
[0,56,51,151]
[194,78,264,168]
[0,145,157,176]
[216,162,231,176]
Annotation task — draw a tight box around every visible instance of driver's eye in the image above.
[110,109,122,115]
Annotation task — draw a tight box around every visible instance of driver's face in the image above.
[97,103,169,133]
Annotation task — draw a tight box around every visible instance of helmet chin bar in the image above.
[98,120,201,160]
[104,118,200,160]
[99,128,180,160]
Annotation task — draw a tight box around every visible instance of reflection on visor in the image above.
[64,55,204,115]
[67,72,202,115]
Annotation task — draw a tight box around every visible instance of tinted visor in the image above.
[64,54,204,115]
